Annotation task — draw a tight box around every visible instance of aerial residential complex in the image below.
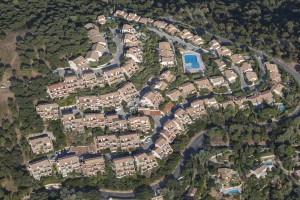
[27,10,293,196]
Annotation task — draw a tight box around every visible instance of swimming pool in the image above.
[278,106,285,112]
[184,55,200,69]
[182,51,206,73]
[263,161,273,166]
[227,188,240,195]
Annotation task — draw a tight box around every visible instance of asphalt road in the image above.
[100,132,205,198]
[99,17,300,199]
[230,63,248,90]
[161,16,300,117]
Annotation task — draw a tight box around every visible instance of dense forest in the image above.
[1,0,299,69]
[109,0,300,63]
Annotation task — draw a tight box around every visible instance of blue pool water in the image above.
[263,161,273,166]
[227,188,239,195]
[278,106,285,112]
[184,54,200,70]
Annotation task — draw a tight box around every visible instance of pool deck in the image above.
[221,184,242,195]
[182,50,206,74]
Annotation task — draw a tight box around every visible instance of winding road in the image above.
[100,132,205,199]
[99,17,300,199]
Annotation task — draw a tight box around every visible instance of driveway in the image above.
[93,28,124,74]
[230,63,248,90]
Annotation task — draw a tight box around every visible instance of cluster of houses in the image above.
[210,39,260,84]
[158,41,175,67]
[114,10,204,47]
[70,16,108,73]
[29,11,291,183]
[26,134,158,180]
[122,24,143,63]
[113,10,207,67]
[47,61,140,99]
[36,95,153,134]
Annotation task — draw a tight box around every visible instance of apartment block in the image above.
[27,158,52,180]
[186,106,207,120]
[139,17,154,24]
[204,97,218,108]
[99,91,122,108]
[128,116,152,133]
[76,95,100,111]
[81,156,106,176]
[180,29,193,40]
[214,59,227,71]
[271,83,285,97]
[219,100,235,109]
[119,133,140,151]
[164,24,180,35]
[47,82,68,99]
[28,134,54,155]
[56,155,81,177]
[134,153,158,174]
[159,70,175,83]
[230,54,245,64]
[103,67,126,86]
[36,103,59,121]
[94,134,119,152]
[83,113,106,129]
[61,113,85,133]
[223,70,238,83]
[64,75,84,93]
[191,35,204,45]
[106,114,128,132]
[152,137,173,159]
[113,156,136,178]
[114,10,128,18]
[209,40,221,50]
[118,82,139,104]
[69,145,97,156]
[234,96,249,109]
[82,72,105,88]
[123,33,140,48]
[154,80,168,91]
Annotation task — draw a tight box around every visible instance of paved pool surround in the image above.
[182,50,206,74]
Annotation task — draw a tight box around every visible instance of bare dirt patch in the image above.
[2,178,18,193]
[0,30,31,125]
[0,69,15,125]
[0,30,26,73]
